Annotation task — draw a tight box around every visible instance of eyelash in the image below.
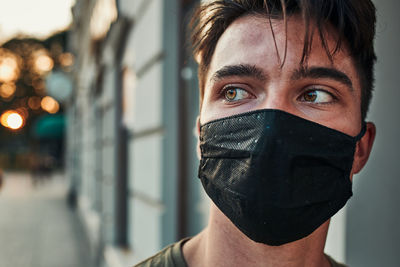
[299,87,338,105]
[219,85,251,102]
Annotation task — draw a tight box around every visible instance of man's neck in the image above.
[183,204,331,267]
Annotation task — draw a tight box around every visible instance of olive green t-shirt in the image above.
[134,238,189,267]
[134,238,347,267]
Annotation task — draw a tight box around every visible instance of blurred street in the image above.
[0,171,91,267]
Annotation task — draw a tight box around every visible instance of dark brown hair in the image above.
[190,0,377,120]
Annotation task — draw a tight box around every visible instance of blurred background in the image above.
[0,0,398,266]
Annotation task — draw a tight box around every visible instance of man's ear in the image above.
[195,116,201,160]
[351,122,376,177]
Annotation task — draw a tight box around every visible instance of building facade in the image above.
[67,0,207,265]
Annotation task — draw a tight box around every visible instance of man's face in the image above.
[199,15,362,137]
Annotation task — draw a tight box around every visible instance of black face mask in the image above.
[198,109,366,246]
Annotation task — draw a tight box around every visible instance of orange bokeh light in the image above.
[32,49,54,74]
[16,107,29,120]
[58,52,74,67]
[41,96,59,114]
[35,54,54,73]
[28,96,42,110]
[0,83,16,99]
[0,110,24,130]
[0,56,19,82]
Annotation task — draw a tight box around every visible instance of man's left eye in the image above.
[299,89,334,104]
[223,87,250,102]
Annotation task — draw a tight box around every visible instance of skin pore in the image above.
[184,15,375,267]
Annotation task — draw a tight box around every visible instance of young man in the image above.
[136,0,376,266]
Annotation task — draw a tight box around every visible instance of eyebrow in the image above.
[210,64,354,91]
[210,64,268,83]
[291,66,354,90]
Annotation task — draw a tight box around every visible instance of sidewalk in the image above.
[0,171,91,267]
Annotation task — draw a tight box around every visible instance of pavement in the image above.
[0,171,92,267]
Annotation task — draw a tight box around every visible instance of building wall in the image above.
[67,0,117,264]
[346,1,400,266]
[120,0,182,260]
[67,0,186,265]
[123,0,167,254]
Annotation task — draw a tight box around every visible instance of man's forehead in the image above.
[207,14,354,81]
[211,15,285,61]
[227,15,287,43]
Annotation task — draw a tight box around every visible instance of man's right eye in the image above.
[223,86,250,102]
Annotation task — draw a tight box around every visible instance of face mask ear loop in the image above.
[354,122,367,141]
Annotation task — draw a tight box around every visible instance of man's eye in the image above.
[223,87,249,102]
[299,89,334,104]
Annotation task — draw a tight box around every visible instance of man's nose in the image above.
[258,89,295,114]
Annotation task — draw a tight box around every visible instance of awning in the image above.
[32,113,65,139]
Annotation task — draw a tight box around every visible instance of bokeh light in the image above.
[16,107,29,120]
[28,96,42,110]
[41,96,59,114]
[0,55,20,82]
[0,110,24,130]
[7,113,23,129]
[58,52,74,67]
[33,49,54,74]
[0,82,16,98]
[35,55,54,73]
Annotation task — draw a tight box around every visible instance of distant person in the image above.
[135,0,377,266]
[29,153,54,186]
[0,168,3,191]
